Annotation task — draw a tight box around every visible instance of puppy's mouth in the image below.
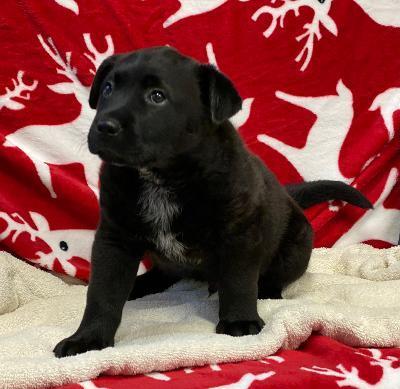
[97,151,127,167]
[88,138,127,166]
[88,139,156,169]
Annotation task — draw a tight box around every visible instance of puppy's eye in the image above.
[103,82,113,97]
[149,90,166,104]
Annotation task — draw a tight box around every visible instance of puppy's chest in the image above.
[138,178,189,262]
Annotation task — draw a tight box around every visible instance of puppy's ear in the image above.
[89,55,118,109]
[198,64,242,124]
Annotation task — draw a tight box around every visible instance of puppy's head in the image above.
[88,46,242,168]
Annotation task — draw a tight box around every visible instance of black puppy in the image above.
[130,180,373,300]
[54,47,372,357]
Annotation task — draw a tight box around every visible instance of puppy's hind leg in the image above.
[128,266,182,300]
[258,214,313,299]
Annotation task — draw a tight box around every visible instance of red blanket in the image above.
[57,336,400,389]
[0,0,399,388]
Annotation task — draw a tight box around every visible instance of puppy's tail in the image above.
[285,180,373,210]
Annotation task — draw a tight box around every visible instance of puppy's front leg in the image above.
[54,228,144,357]
[216,249,264,336]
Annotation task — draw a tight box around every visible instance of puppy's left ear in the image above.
[198,64,242,124]
[89,55,119,109]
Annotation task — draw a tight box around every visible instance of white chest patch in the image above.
[138,169,186,261]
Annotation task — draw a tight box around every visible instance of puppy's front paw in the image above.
[216,318,265,336]
[53,332,114,358]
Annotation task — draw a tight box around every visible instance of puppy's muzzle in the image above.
[96,120,122,136]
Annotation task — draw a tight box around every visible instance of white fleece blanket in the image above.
[0,244,399,389]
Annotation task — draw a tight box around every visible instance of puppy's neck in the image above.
[136,121,243,186]
[137,167,162,185]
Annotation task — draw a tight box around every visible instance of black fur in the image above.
[54,47,371,357]
[286,181,373,210]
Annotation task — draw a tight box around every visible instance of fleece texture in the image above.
[0,244,399,388]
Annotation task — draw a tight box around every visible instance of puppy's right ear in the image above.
[89,55,118,109]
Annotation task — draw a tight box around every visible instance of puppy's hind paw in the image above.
[216,318,265,336]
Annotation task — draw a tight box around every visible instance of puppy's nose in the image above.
[97,120,121,136]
